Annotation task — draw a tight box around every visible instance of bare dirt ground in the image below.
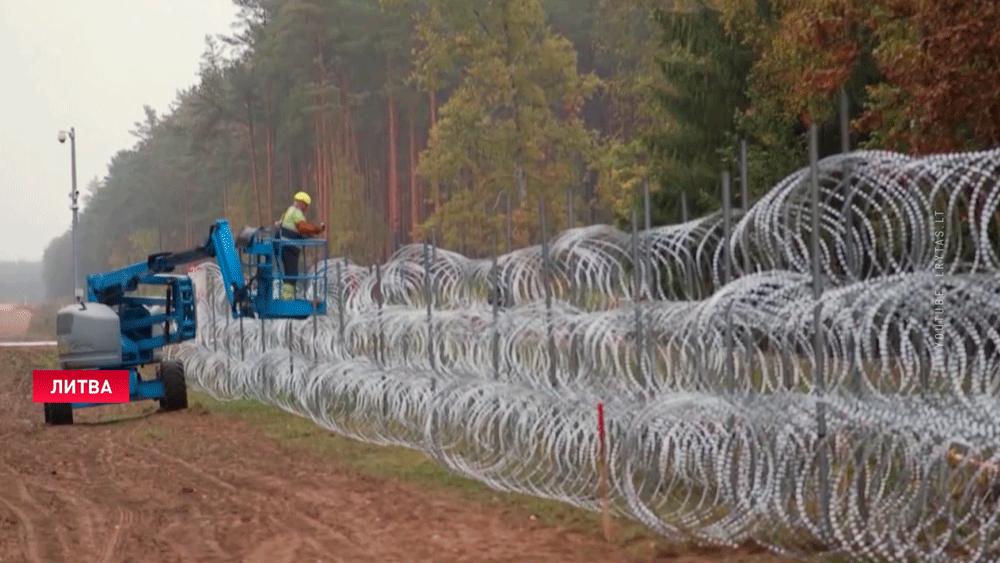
[0,347,796,563]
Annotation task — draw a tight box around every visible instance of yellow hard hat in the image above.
[294,191,311,206]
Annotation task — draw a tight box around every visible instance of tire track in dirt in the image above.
[153,414,619,562]
[223,465,522,562]
[241,532,304,563]
[121,427,293,561]
[121,421,371,561]
[0,456,82,563]
[95,434,139,563]
[12,433,134,563]
[212,465,376,555]
[128,442,239,492]
[18,436,127,562]
[95,506,132,563]
[0,440,107,557]
[174,505,231,560]
[23,480,101,555]
[133,439,355,562]
[152,515,204,561]
[226,462,627,563]
[17,419,178,563]
[15,480,75,558]
[0,488,42,563]
[115,431,227,561]
[0,459,44,563]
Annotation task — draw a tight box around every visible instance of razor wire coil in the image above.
[169,148,1000,562]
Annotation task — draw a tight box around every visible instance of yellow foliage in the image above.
[590,0,679,215]
[408,0,603,249]
[593,138,651,218]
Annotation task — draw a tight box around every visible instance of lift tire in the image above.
[158,360,188,411]
[44,403,73,425]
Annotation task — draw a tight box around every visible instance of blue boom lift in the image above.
[45,219,328,425]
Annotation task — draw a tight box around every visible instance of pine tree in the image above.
[644,1,755,221]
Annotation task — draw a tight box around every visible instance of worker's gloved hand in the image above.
[320,223,326,232]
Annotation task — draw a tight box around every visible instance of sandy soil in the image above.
[0,347,796,563]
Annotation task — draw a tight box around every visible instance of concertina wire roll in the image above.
[166,148,1000,562]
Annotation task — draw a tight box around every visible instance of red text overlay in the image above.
[33,370,130,403]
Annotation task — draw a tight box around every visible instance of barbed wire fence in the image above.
[167,125,1000,562]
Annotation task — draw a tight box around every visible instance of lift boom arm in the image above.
[69,219,326,369]
[48,219,327,425]
[86,220,252,318]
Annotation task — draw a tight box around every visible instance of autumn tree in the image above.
[40,0,997,298]
[587,0,674,223]
[393,0,602,253]
[712,0,882,197]
[858,0,1000,153]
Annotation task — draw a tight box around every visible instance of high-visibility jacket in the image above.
[278,205,322,238]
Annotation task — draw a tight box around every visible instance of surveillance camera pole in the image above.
[65,127,80,303]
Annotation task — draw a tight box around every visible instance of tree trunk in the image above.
[313,113,322,218]
[318,109,326,225]
[300,158,308,195]
[387,56,400,248]
[184,185,192,248]
[245,95,263,226]
[324,111,337,240]
[500,5,527,209]
[429,90,437,126]
[429,90,440,226]
[317,100,327,225]
[341,71,361,172]
[339,73,349,164]
[265,93,274,219]
[222,165,229,221]
[409,103,419,241]
[316,39,331,229]
[286,152,293,199]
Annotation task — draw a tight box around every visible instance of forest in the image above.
[40,0,1000,300]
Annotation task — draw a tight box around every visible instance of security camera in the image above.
[58,131,67,143]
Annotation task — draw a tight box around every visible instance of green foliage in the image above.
[37,0,994,295]
[645,2,755,221]
[405,0,602,252]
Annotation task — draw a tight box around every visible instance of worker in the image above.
[276,191,325,300]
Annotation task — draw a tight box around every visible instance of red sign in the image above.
[32,370,130,403]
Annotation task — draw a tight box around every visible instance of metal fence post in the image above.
[540,199,558,388]
[723,171,735,393]
[491,234,500,379]
[423,241,436,372]
[375,261,384,365]
[631,209,646,391]
[809,122,833,544]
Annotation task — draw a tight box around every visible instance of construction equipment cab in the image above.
[275,192,325,300]
[46,219,328,425]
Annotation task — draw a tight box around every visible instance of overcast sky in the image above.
[0,0,239,262]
